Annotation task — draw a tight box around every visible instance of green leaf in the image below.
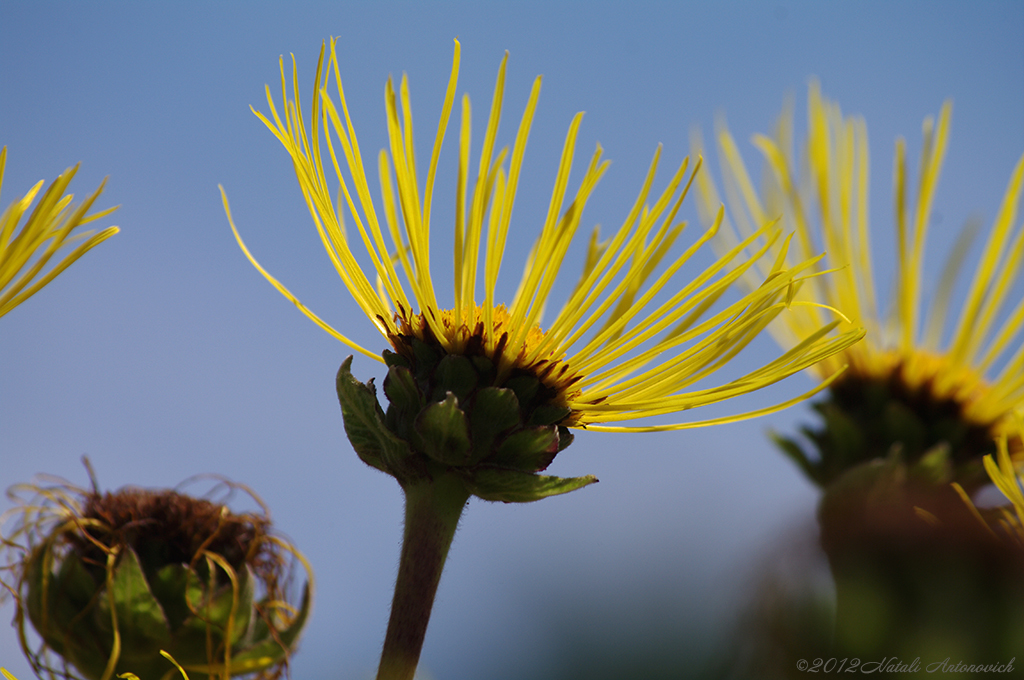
[415,393,472,466]
[493,426,559,472]
[336,357,421,481]
[463,468,598,503]
[467,387,520,463]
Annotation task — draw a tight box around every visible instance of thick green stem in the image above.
[376,474,470,680]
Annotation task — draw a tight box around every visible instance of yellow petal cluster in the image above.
[0,147,119,318]
[224,41,864,431]
[693,82,1024,434]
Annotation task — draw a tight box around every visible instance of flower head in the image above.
[0,468,311,680]
[694,83,1024,487]
[0,147,119,319]
[222,40,862,497]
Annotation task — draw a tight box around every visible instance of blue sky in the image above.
[2,2,1022,678]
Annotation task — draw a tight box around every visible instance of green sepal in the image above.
[467,387,521,463]
[493,426,559,472]
[95,548,172,653]
[336,357,423,482]
[185,581,311,676]
[461,468,598,503]
[770,431,821,486]
[382,349,410,369]
[383,365,424,442]
[411,337,442,382]
[556,425,575,452]
[527,402,571,427]
[55,547,98,609]
[26,544,112,680]
[415,393,472,466]
[26,545,95,658]
[470,355,496,384]
[148,563,193,631]
[173,565,253,650]
[910,443,953,485]
[818,402,865,470]
[432,354,478,402]
[503,375,539,407]
[883,400,927,455]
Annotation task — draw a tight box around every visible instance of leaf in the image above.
[336,357,421,482]
[463,468,598,503]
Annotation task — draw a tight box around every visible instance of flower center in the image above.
[386,303,583,414]
[71,489,272,579]
[825,350,1009,483]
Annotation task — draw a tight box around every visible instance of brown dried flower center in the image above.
[70,488,270,572]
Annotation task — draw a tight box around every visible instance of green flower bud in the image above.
[2,474,311,680]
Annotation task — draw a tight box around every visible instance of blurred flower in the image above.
[0,147,119,319]
[694,83,1024,488]
[0,466,311,680]
[222,39,863,498]
[955,415,1024,549]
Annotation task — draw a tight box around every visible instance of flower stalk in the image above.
[377,475,469,680]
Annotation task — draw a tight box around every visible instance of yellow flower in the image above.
[0,147,119,318]
[693,82,1024,483]
[223,40,863,435]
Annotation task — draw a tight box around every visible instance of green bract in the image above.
[336,355,596,502]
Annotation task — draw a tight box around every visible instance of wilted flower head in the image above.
[222,40,862,498]
[694,83,1024,488]
[0,147,118,319]
[0,466,311,680]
